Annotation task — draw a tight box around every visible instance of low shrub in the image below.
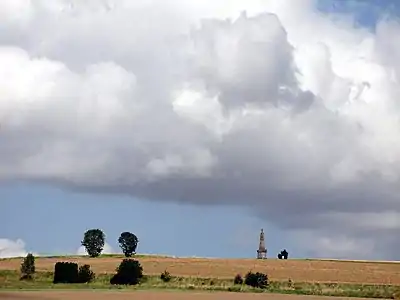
[244,271,268,289]
[53,262,79,284]
[234,274,243,285]
[20,253,35,280]
[77,264,95,283]
[110,259,143,285]
[160,270,172,282]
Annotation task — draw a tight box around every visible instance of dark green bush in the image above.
[110,259,143,285]
[234,274,243,285]
[244,271,268,288]
[53,262,79,284]
[77,264,95,283]
[160,270,172,282]
[20,253,35,280]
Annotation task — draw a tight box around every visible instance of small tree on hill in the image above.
[20,253,35,280]
[81,229,105,258]
[118,231,139,257]
[278,249,289,259]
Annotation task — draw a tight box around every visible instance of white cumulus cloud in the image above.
[0,238,29,258]
[1,0,400,259]
[76,242,116,256]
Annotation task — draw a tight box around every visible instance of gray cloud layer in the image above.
[1,0,400,259]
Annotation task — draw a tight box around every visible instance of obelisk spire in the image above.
[256,228,267,259]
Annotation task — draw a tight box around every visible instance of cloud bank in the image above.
[76,242,115,256]
[0,238,29,258]
[1,0,400,259]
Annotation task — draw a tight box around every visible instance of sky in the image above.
[1,0,400,260]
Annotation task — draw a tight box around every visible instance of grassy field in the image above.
[0,269,399,298]
[1,255,399,284]
[1,255,399,299]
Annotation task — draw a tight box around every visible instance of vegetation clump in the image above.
[118,231,139,257]
[233,274,244,285]
[53,262,79,284]
[160,270,172,282]
[81,229,105,258]
[278,249,289,259]
[244,271,268,289]
[20,253,35,280]
[110,259,143,285]
[77,264,95,283]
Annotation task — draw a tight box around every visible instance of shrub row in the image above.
[52,259,144,285]
[53,262,95,284]
[20,253,269,289]
[159,270,269,289]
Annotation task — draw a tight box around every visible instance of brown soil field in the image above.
[0,291,389,300]
[1,257,400,285]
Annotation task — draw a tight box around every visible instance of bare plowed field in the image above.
[0,291,389,300]
[1,257,399,285]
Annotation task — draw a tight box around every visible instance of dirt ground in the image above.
[0,291,390,300]
[1,257,400,284]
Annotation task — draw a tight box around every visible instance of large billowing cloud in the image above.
[1,0,400,259]
[0,238,29,258]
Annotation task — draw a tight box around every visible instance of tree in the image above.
[20,253,35,280]
[278,249,289,259]
[81,229,105,258]
[118,231,139,257]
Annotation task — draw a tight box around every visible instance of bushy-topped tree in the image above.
[20,253,35,280]
[118,231,139,257]
[81,229,105,258]
[278,249,289,259]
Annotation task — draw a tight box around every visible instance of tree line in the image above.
[81,228,138,258]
